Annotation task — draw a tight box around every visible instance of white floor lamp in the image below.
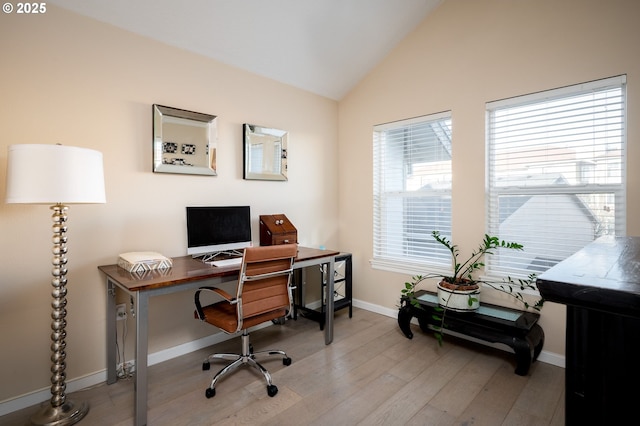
[5,144,106,426]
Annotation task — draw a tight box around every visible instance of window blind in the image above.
[486,75,626,277]
[372,112,453,274]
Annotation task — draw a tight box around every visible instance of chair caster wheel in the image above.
[205,388,215,398]
[267,385,278,397]
[283,357,292,366]
[202,361,210,371]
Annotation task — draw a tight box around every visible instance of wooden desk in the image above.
[98,246,339,426]
[537,236,640,425]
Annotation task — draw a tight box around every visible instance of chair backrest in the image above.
[236,244,298,324]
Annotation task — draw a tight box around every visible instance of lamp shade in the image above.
[5,144,106,204]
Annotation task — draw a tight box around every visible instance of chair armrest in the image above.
[194,286,236,321]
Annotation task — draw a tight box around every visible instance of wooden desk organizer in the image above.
[259,214,297,245]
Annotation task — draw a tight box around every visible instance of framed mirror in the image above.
[153,104,217,175]
[243,124,288,181]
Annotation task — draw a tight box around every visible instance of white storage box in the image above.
[118,251,172,272]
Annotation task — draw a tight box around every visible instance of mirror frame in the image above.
[153,104,217,175]
[243,123,288,181]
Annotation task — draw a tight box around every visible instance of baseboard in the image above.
[536,349,565,368]
[147,322,271,366]
[0,327,246,417]
[0,300,564,416]
[0,370,108,417]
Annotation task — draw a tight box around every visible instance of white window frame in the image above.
[371,111,453,276]
[486,75,627,279]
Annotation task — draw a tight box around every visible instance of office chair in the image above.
[194,244,298,399]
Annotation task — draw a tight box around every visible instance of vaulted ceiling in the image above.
[49,0,442,100]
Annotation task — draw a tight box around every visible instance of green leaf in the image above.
[435,332,444,346]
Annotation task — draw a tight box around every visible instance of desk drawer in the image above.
[271,232,297,245]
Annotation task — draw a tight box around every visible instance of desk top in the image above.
[537,236,640,318]
[98,246,340,292]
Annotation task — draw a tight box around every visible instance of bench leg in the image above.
[512,325,545,376]
[512,338,533,376]
[397,305,414,339]
[531,324,545,362]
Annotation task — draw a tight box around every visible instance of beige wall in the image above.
[338,0,640,359]
[2,0,640,410]
[0,6,338,403]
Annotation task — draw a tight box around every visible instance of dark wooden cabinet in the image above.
[259,214,297,245]
[537,236,640,425]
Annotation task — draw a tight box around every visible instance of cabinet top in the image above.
[259,214,297,233]
[537,236,640,317]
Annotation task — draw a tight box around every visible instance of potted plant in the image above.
[401,231,544,342]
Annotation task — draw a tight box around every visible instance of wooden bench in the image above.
[398,290,544,376]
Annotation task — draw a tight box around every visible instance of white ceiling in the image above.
[48,0,442,100]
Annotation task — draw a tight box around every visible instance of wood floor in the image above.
[1,308,565,425]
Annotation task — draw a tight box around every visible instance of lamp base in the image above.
[30,399,89,426]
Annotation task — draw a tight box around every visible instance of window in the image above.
[486,76,626,277]
[372,112,453,274]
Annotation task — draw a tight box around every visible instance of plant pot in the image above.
[437,280,480,312]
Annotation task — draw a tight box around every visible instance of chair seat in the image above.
[196,302,288,333]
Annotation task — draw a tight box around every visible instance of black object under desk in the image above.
[537,236,640,425]
[292,252,352,329]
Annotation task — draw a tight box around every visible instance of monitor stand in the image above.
[196,250,244,263]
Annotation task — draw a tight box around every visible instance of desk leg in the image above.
[324,259,335,345]
[299,268,307,321]
[134,292,149,426]
[291,269,300,320]
[106,279,118,385]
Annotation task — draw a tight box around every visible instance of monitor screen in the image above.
[186,206,252,257]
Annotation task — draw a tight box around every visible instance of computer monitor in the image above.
[186,206,252,260]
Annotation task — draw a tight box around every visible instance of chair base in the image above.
[202,329,291,398]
